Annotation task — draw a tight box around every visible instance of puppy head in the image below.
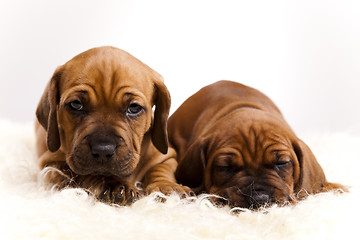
[176,109,326,209]
[36,46,170,177]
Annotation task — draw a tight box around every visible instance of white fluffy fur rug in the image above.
[0,119,359,240]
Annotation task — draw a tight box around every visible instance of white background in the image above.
[0,0,359,136]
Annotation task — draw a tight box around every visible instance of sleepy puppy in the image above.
[35,46,190,204]
[169,80,345,209]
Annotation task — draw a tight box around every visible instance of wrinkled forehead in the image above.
[59,49,156,101]
[208,112,296,165]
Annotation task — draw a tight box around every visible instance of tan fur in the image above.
[35,46,190,204]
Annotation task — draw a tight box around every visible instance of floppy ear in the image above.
[175,138,208,190]
[36,67,63,152]
[150,78,171,154]
[292,138,326,196]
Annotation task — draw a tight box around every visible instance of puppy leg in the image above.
[39,151,141,205]
[39,151,77,189]
[143,148,194,197]
[98,183,142,205]
[323,182,349,193]
[54,174,142,205]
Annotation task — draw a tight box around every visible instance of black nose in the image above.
[253,192,270,204]
[246,191,271,209]
[90,141,117,160]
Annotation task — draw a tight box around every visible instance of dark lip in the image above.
[113,156,134,177]
[68,151,134,177]
[211,186,283,209]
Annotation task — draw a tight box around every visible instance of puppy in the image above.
[168,80,346,209]
[35,46,190,204]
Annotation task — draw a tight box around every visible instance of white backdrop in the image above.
[0,0,359,135]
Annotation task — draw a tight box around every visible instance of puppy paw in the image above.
[145,181,195,198]
[98,183,142,205]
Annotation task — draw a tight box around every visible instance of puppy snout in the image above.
[244,189,272,209]
[90,141,117,160]
[88,133,119,162]
[251,192,270,204]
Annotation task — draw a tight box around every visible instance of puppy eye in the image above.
[275,158,292,168]
[214,165,233,173]
[127,103,144,116]
[69,100,83,111]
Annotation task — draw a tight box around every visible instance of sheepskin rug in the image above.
[0,118,359,240]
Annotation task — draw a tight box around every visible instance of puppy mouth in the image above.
[88,156,133,177]
[214,192,275,209]
[212,184,290,209]
[67,148,136,178]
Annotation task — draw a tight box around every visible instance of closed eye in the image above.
[214,165,233,173]
[276,160,291,166]
[274,158,292,171]
[212,164,239,186]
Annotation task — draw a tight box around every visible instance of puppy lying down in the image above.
[168,80,346,209]
[35,46,191,205]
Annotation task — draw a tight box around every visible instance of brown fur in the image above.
[168,80,346,209]
[35,46,191,204]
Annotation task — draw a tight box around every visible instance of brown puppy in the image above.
[169,80,345,209]
[35,46,190,204]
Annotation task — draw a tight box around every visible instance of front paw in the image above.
[98,183,142,205]
[145,181,195,197]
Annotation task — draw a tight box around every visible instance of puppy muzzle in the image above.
[69,131,134,177]
[88,134,119,164]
